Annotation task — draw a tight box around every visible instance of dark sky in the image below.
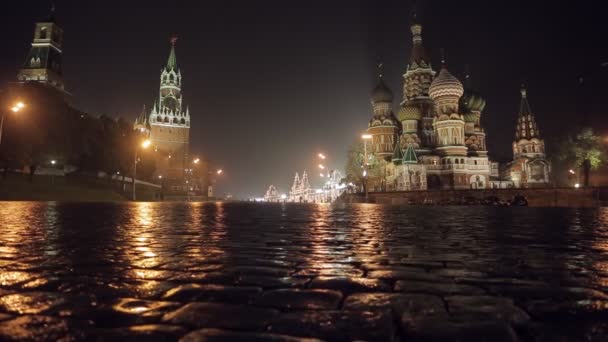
[1,0,607,197]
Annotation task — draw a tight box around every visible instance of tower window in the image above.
[40,27,48,39]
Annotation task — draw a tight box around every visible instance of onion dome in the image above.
[397,105,422,121]
[460,90,486,114]
[368,114,398,128]
[429,67,464,100]
[463,112,478,123]
[372,77,393,104]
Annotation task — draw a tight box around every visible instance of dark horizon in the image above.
[1,0,607,197]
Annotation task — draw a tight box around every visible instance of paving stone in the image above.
[127,269,178,281]
[93,324,187,341]
[0,271,35,287]
[404,317,518,342]
[162,283,262,303]
[254,289,342,310]
[368,269,443,282]
[268,310,394,341]
[395,280,485,295]
[162,302,279,330]
[292,269,364,277]
[488,285,608,301]
[0,292,70,315]
[122,280,177,299]
[343,293,447,324]
[236,275,310,289]
[431,268,488,278]
[170,271,238,285]
[525,299,608,319]
[111,298,181,318]
[446,295,530,326]
[309,277,391,293]
[231,266,293,276]
[181,328,323,341]
[0,315,86,341]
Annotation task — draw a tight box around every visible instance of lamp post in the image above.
[0,101,25,147]
[362,134,372,202]
[132,139,151,201]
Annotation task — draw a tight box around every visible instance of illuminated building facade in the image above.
[367,14,491,190]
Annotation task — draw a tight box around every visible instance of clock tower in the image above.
[136,38,191,181]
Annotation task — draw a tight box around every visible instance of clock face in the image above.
[163,97,178,112]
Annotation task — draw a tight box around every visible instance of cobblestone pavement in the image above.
[0,202,608,341]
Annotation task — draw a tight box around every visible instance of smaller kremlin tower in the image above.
[17,6,66,92]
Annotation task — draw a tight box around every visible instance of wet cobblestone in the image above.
[0,202,608,341]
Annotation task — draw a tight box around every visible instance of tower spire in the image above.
[167,36,178,70]
[515,85,539,139]
[47,1,56,22]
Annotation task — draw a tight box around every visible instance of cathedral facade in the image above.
[367,17,490,191]
[366,16,550,191]
[134,39,191,183]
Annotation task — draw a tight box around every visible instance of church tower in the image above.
[146,38,191,180]
[367,65,399,160]
[17,7,65,91]
[400,11,436,154]
[509,86,551,187]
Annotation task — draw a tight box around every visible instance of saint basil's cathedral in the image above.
[365,15,551,191]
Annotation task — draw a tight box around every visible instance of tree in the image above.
[556,127,606,187]
[344,140,382,193]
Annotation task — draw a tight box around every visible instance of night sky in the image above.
[1,0,607,197]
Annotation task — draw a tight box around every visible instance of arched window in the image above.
[169,74,174,82]
[461,158,465,164]
[164,117,169,123]
[173,118,178,124]
[455,159,459,164]
[40,27,48,39]
[180,118,186,124]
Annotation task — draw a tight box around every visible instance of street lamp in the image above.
[132,139,151,201]
[0,101,26,146]
[318,153,326,160]
[361,134,372,202]
[217,169,223,175]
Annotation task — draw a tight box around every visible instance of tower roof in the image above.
[459,69,486,114]
[372,76,393,104]
[391,138,404,164]
[403,143,418,164]
[134,105,150,131]
[515,86,541,140]
[166,37,178,71]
